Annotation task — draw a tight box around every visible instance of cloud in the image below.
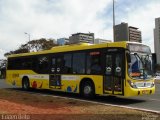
[0,0,113,59]
[122,1,160,52]
[0,0,159,59]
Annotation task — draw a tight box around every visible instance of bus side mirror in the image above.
[126,53,131,63]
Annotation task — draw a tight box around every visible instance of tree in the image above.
[29,38,57,52]
[4,38,58,56]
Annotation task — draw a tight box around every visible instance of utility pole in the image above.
[113,0,115,42]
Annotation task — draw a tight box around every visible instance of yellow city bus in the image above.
[6,41,155,97]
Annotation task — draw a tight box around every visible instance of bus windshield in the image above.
[129,53,153,79]
[128,43,153,80]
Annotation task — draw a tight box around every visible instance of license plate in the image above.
[142,90,149,94]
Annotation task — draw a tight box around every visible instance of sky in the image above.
[0,0,160,59]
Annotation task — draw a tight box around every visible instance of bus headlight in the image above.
[151,82,155,87]
[128,80,137,88]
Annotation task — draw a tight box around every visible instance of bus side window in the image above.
[72,52,85,74]
[21,57,33,70]
[91,58,101,74]
[87,51,102,74]
[37,56,50,74]
[63,54,72,74]
[8,58,16,70]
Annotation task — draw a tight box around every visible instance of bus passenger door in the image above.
[49,56,63,89]
[104,52,124,95]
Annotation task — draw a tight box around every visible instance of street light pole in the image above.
[24,32,30,42]
[24,32,31,51]
[113,0,115,42]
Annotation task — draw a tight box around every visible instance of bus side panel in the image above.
[6,70,23,87]
[61,79,79,93]
[60,75,103,95]
[6,70,50,89]
[6,70,13,86]
[28,76,49,89]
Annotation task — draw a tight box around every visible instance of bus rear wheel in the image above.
[81,81,95,98]
[22,77,30,90]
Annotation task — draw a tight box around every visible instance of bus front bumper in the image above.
[124,86,155,97]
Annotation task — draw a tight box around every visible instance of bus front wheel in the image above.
[81,81,95,98]
[22,77,30,90]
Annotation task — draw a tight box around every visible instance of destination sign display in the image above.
[128,43,151,54]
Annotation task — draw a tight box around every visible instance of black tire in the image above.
[22,77,30,90]
[81,81,95,98]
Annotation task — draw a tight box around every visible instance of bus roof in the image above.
[7,41,134,58]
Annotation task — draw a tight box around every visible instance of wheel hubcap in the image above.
[24,81,28,89]
[84,86,91,95]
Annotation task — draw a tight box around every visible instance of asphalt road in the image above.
[0,79,160,113]
[0,79,11,88]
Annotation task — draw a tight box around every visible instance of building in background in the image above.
[114,22,128,42]
[69,33,94,44]
[114,22,142,43]
[154,17,160,65]
[152,53,157,73]
[94,38,111,44]
[57,38,69,45]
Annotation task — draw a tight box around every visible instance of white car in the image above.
[155,72,160,80]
